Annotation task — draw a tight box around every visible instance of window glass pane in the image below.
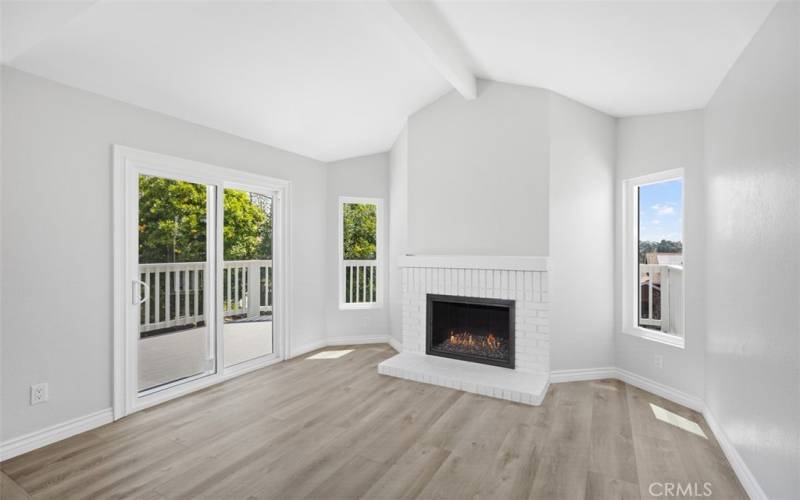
[342,202,377,304]
[342,203,377,259]
[223,189,274,367]
[137,175,214,392]
[637,178,683,335]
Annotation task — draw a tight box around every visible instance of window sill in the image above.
[339,302,383,311]
[622,328,685,349]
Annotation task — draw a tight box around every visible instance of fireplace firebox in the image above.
[426,294,514,369]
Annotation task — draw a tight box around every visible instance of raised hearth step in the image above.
[377,352,548,406]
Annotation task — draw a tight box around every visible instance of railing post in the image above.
[661,266,671,333]
[144,271,150,327]
[165,270,171,325]
[247,261,261,318]
[647,270,654,322]
[266,262,272,312]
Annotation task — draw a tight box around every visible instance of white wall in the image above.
[704,1,799,498]
[614,110,706,398]
[388,127,408,344]
[406,80,550,256]
[0,68,328,441]
[0,63,5,445]
[549,93,616,371]
[324,153,390,342]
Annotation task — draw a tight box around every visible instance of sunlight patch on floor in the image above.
[591,380,619,391]
[306,349,354,360]
[650,403,707,438]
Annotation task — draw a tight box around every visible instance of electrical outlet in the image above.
[30,383,48,405]
[654,354,664,369]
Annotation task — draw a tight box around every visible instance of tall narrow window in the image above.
[624,170,685,346]
[339,197,383,309]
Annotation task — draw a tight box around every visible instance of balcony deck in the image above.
[139,316,273,391]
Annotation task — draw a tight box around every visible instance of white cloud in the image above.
[651,219,661,225]
[651,204,675,215]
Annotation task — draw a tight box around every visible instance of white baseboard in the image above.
[549,367,704,412]
[549,367,617,383]
[388,336,402,353]
[615,368,705,412]
[326,334,390,346]
[702,404,768,500]
[549,367,764,498]
[0,408,113,462]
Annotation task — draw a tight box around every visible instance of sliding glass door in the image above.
[223,188,275,367]
[116,146,288,417]
[136,174,216,393]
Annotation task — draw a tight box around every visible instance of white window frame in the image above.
[621,168,685,348]
[112,145,293,419]
[338,196,384,310]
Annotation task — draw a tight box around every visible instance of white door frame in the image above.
[112,145,292,419]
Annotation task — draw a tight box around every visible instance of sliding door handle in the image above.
[132,280,150,305]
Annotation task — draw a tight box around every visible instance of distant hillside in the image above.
[639,240,682,263]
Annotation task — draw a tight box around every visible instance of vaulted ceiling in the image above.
[1,1,776,162]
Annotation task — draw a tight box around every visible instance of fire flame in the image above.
[446,331,501,351]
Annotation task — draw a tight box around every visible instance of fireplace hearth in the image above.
[378,256,549,405]
[426,294,514,369]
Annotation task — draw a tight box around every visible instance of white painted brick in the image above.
[398,263,549,381]
[523,317,548,326]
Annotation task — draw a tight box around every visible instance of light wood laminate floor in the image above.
[1,344,746,500]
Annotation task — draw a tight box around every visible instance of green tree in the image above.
[223,189,268,260]
[638,239,683,263]
[138,176,208,263]
[342,203,376,259]
[249,192,273,259]
[138,177,272,263]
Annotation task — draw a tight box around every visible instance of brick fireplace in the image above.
[378,256,550,405]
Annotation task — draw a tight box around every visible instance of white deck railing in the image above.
[343,259,378,304]
[639,264,683,335]
[139,259,272,333]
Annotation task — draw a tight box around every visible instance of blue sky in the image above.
[639,179,683,242]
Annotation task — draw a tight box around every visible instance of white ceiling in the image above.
[2,1,775,162]
[435,0,776,117]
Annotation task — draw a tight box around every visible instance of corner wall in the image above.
[614,110,706,399]
[549,93,616,370]
[388,127,408,344]
[703,1,799,497]
[324,153,391,343]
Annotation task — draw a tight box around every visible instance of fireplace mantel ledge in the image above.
[398,255,549,272]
